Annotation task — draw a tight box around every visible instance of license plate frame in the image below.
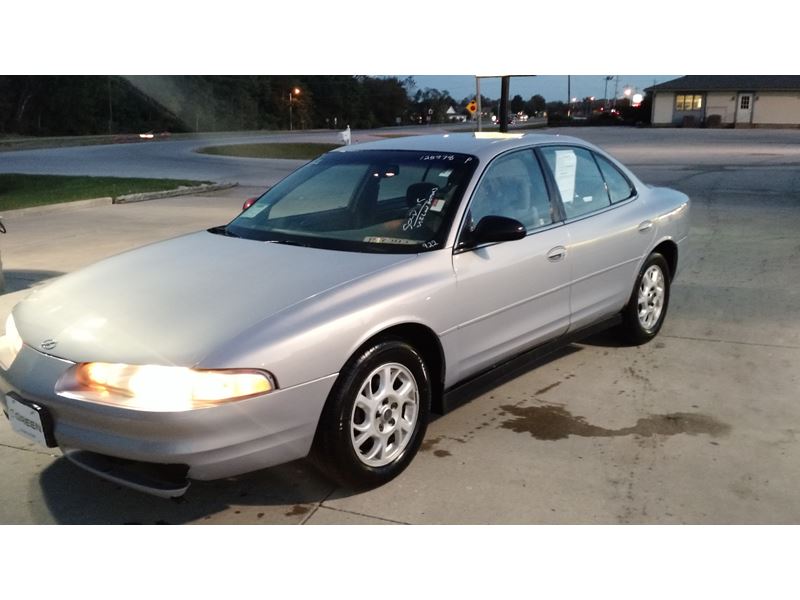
[6,394,57,447]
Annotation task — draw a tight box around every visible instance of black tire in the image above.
[619,252,671,345]
[312,338,431,489]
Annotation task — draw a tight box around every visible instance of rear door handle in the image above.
[638,220,654,232]
[547,246,566,262]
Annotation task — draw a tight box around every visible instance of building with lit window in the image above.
[647,75,800,127]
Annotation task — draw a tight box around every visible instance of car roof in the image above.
[332,132,594,161]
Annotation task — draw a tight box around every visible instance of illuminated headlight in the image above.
[0,314,24,370]
[55,362,275,411]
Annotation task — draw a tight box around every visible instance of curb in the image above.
[114,181,238,204]
[0,182,239,219]
[0,196,113,218]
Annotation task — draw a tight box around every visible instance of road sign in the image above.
[466,100,477,114]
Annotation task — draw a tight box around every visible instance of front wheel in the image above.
[619,252,671,345]
[312,339,431,488]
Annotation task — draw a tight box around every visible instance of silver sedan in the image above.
[0,133,689,496]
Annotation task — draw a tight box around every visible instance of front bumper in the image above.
[1,344,337,492]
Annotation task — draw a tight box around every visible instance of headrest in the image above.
[405,182,438,208]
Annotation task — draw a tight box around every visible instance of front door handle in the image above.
[547,246,566,262]
[638,220,654,232]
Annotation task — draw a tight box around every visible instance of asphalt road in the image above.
[0,129,380,186]
[0,127,798,524]
[3,125,800,186]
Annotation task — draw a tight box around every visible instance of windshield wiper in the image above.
[265,239,311,248]
[208,225,241,238]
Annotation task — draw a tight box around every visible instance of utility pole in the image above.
[107,76,113,135]
[476,77,482,132]
[567,75,571,116]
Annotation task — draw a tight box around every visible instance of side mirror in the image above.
[462,215,526,249]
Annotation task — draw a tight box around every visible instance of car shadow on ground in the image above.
[37,456,353,524]
[36,343,590,524]
[428,345,582,424]
[579,329,627,348]
[2,269,64,294]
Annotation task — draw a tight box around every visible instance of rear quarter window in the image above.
[595,154,636,203]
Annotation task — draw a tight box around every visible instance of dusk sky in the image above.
[399,75,679,102]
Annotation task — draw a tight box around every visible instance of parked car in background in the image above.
[588,110,625,126]
[0,133,689,497]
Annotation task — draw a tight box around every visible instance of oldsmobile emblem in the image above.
[40,339,58,351]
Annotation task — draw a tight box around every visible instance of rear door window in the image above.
[540,146,611,219]
[375,163,459,204]
[376,164,429,202]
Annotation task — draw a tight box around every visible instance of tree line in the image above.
[0,75,551,136]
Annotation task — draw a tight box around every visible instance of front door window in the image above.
[464,149,554,235]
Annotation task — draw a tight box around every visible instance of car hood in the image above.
[14,231,413,366]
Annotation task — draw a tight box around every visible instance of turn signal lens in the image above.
[56,363,274,411]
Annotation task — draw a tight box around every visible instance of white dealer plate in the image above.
[7,395,49,447]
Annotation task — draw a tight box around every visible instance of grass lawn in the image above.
[0,174,209,211]
[197,142,341,160]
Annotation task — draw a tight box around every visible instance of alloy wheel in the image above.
[637,264,665,330]
[350,362,419,467]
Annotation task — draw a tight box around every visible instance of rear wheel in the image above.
[312,339,430,488]
[619,252,671,344]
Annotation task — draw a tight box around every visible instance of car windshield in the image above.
[224,149,478,253]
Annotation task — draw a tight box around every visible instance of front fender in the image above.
[197,251,458,389]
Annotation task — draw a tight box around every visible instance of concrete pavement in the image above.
[0,128,798,524]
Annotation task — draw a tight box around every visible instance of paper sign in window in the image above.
[554,150,577,203]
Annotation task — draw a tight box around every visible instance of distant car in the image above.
[137,131,171,141]
[0,133,690,497]
[499,114,517,125]
[589,111,625,126]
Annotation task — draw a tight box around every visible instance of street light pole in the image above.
[288,87,300,131]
